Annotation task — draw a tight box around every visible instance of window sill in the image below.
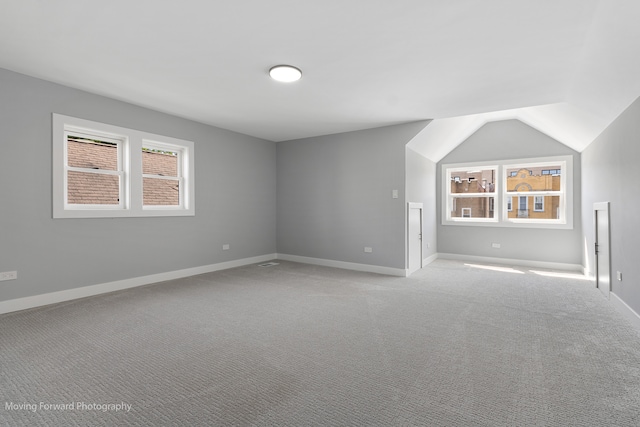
[53,208,195,219]
[442,219,572,229]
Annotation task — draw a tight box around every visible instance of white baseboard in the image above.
[276,253,407,277]
[437,253,583,272]
[0,254,277,315]
[2,251,593,316]
[422,253,438,267]
[610,292,640,333]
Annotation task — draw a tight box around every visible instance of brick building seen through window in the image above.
[450,166,561,219]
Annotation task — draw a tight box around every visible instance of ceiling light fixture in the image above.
[269,65,302,83]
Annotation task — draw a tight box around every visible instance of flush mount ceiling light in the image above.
[269,65,302,82]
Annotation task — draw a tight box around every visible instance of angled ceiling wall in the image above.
[408,0,640,162]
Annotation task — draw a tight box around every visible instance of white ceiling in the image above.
[1,0,639,156]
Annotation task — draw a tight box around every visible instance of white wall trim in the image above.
[0,254,277,315]
[438,252,583,272]
[277,253,407,277]
[0,253,409,315]
[610,292,640,333]
[422,253,438,267]
[5,251,598,317]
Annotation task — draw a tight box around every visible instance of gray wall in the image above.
[406,147,437,260]
[437,120,582,265]
[0,68,277,302]
[277,122,427,269]
[581,96,640,315]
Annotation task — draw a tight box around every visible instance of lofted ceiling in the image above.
[1,0,640,157]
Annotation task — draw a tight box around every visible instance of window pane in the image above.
[506,165,562,192]
[143,177,180,206]
[142,148,178,177]
[450,168,495,194]
[506,196,561,219]
[67,135,118,170]
[451,197,495,219]
[67,171,119,205]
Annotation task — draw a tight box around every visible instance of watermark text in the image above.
[4,401,132,413]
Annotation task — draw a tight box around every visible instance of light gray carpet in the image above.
[2,259,640,426]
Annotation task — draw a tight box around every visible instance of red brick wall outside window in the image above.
[67,138,180,206]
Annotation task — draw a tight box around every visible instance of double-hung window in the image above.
[444,165,498,223]
[53,114,195,218]
[64,130,126,209]
[443,155,572,228]
[142,143,183,208]
[504,159,567,224]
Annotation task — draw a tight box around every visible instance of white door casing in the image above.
[408,203,423,275]
[594,202,611,298]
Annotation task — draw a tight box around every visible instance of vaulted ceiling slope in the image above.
[1,1,639,153]
[409,0,640,161]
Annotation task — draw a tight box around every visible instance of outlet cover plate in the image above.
[0,271,17,281]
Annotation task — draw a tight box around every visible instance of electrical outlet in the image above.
[0,271,17,281]
[491,243,501,249]
[222,244,230,250]
[364,247,373,253]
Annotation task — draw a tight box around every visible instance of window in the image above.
[534,195,544,212]
[142,144,182,208]
[442,155,573,228]
[505,160,566,224]
[53,114,195,218]
[444,165,497,222]
[542,169,561,175]
[65,132,125,208]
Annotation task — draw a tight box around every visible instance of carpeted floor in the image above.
[2,259,640,426]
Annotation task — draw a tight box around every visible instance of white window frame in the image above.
[63,128,127,211]
[503,157,569,227]
[443,164,498,224]
[442,155,573,229]
[53,114,195,218]
[141,140,185,210]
